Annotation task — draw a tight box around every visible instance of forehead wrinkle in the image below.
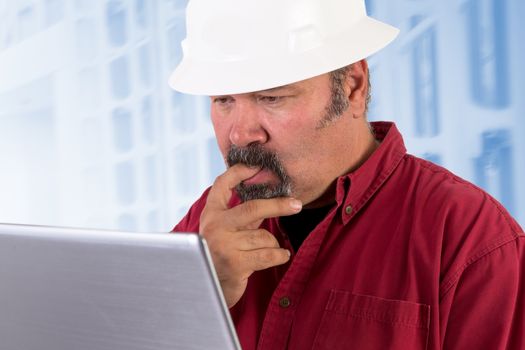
[255,83,303,94]
[209,83,307,99]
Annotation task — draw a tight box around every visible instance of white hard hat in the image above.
[169,0,399,96]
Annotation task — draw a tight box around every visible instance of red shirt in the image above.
[173,122,525,349]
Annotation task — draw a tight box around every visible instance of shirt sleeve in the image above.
[171,187,212,233]
[440,236,525,349]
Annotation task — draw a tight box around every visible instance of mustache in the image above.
[226,144,289,182]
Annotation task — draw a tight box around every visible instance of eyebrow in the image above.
[210,84,302,99]
[256,84,302,94]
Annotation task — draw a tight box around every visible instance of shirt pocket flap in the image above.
[312,290,430,350]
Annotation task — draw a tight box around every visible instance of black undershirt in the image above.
[279,204,334,253]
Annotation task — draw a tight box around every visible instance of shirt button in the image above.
[279,296,291,308]
[345,205,353,215]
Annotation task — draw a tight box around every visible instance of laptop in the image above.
[0,223,241,350]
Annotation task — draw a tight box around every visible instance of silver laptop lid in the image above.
[0,223,241,350]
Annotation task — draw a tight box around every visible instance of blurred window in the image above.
[106,0,127,46]
[166,21,185,66]
[44,0,64,26]
[207,138,225,182]
[144,155,157,201]
[75,18,97,62]
[109,55,131,99]
[474,130,514,213]
[173,144,199,196]
[135,0,149,29]
[77,67,101,109]
[17,5,36,40]
[467,0,509,108]
[115,161,136,205]
[141,95,154,144]
[118,213,137,231]
[112,107,133,152]
[146,210,158,231]
[171,91,196,133]
[137,42,152,88]
[412,28,440,137]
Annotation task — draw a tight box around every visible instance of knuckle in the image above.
[279,198,294,212]
[246,231,260,248]
[242,200,260,217]
[258,249,277,264]
[215,173,226,184]
[213,249,236,272]
[199,211,225,237]
[256,229,278,247]
[199,219,216,237]
[245,230,267,248]
[213,173,228,189]
[222,255,236,271]
[267,232,280,247]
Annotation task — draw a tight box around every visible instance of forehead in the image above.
[211,73,330,97]
[258,73,330,93]
[258,83,302,93]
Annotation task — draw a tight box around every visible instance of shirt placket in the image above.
[256,210,341,350]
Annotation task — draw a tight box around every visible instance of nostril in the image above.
[228,108,269,147]
[229,129,243,146]
[229,126,268,148]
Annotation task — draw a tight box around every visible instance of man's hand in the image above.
[200,164,302,308]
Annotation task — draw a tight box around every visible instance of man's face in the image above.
[210,71,356,206]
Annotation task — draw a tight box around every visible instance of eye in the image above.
[212,96,234,106]
[257,95,285,104]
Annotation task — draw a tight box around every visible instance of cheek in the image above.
[273,127,317,167]
[278,127,334,177]
[277,113,319,145]
[210,114,231,156]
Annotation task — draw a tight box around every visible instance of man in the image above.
[170,0,525,349]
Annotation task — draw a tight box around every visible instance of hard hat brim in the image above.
[169,16,399,96]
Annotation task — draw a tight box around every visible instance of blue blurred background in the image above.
[0,0,523,232]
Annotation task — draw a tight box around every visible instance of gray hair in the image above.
[318,64,372,128]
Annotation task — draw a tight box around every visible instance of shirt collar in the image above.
[336,121,407,224]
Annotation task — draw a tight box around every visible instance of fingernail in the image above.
[286,249,291,257]
[289,199,302,210]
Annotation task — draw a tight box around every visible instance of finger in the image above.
[236,229,280,251]
[240,248,291,272]
[227,197,302,228]
[206,164,260,209]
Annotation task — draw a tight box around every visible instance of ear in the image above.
[346,59,369,119]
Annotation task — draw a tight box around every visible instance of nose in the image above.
[229,100,269,147]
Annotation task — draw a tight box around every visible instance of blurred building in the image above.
[366,0,524,224]
[0,0,523,230]
[0,0,224,231]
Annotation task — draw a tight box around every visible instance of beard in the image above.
[226,144,292,202]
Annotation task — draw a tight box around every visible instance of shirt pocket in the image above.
[311,290,430,350]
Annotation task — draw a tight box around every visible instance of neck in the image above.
[348,124,380,172]
[305,122,379,209]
